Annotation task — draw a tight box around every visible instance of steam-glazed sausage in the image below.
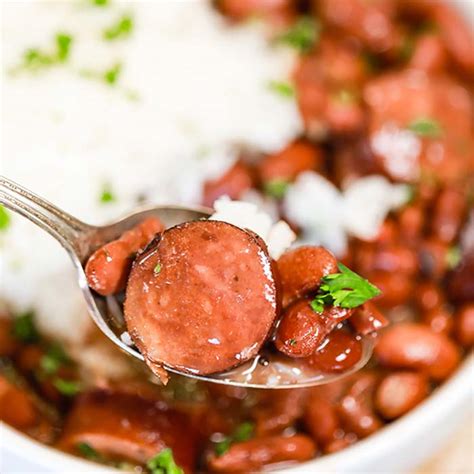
[85,217,164,296]
[375,323,460,381]
[203,161,255,207]
[124,221,278,378]
[277,246,338,307]
[275,299,353,358]
[57,390,197,473]
[207,434,316,473]
[375,371,429,420]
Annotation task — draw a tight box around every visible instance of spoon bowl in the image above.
[0,176,373,388]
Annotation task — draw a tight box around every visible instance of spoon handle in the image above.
[0,175,93,258]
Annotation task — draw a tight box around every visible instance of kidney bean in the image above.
[304,395,341,446]
[375,323,460,381]
[258,141,323,186]
[275,299,353,358]
[447,253,474,303]
[295,81,328,139]
[357,245,419,276]
[207,434,316,473]
[418,238,449,280]
[306,329,363,373]
[422,305,454,336]
[254,389,309,436]
[324,97,366,135]
[416,281,445,312]
[454,304,474,348]
[431,188,466,244]
[337,372,383,438]
[375,219,398,246]
[202,161,255,208]
[349,301,389,336]
[0,375,38,429]
[375,371,429,420]
[324,437,355,454]
[398,204,424,242]
[368,272,414,308]
[85,217,164,296]
[277,246,338,307]
[0,318,19,358]
[408,34,447,72]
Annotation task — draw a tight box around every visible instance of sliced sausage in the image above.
[375,371,429,420]
[277,246,338,307]
[375,323,460,381]
[124,220,278,378]
[275,299,353,358]
[85,217,164,296]
[57,389,198,473]
[207,434,316,473]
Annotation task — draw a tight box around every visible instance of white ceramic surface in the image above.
[1,0,474,472]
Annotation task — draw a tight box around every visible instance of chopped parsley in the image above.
[104,63,122,86]
[310,263,381,314]
[53,378,83,396]
[99,183,116,203]
[289,338,297,346]
[11,311,39,343]
[103,14,134,41]
[0,205,11,231]
[40,343,70,375]
[407,118,443,138]
[18,32,73,72]
[147,448,183,474]
[154,263,162,275]
[215,421,255,456]
[77,442,101,461]
[267,80,295,99]
[263,179,290,199]
[446,245,461,269]
[277,17,320,53]
[91,0,109,5]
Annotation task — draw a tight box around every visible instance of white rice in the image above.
[0,0,302,342]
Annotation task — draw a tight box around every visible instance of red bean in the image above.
[375,323,460,381]
[418,238,450,280]
[258,141,322,185]
[275,299,353,358]
[0,375,38,429]
[306,329,363,373]
[409,34,447,72]
[454,304,474,348]
[277,246,338,307]
[416,281,445,312]
[431,188,466,244]
[304,396,341,446]
[368,272,414,308]
[398,204,424,242]
[0,318,19,358]
[375,371,429,420]
[337,372,383,438]
[349,301,389,336]
[422,305,454,336]
[207,435,316,473]
[447,253,474,303]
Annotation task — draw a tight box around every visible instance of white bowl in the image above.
[2,0,473,472]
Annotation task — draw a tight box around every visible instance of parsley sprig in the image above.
[0,205,11,231]
[407,118,443,138]
[277,17,320,53]
[103,14,134,41]
[147,448,183,474]
[215,421,255,456]
[310,263,381,313]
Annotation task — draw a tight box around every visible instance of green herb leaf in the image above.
[91,0,109,5]
[407,118,443,138]
[104,63,122,86]
[77,442,101,460]
[56,33,73,62]
[0,205,11,231]
[99,183,116,203]
[154,263,162,275]
[104,14,133,40]
[289,338,297,346]
[12,311,39,343]
[40,343,70,375]
[147,448,184,474]
[214,422,255,456]
[277,17,319,53]
[446,245,461,270]
[310,263,381,313]
[263,179,290,199]
[53,378,82,396]
[267,80,295,98]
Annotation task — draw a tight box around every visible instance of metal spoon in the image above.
[0,176,373,389]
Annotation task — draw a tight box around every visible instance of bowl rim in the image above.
[2,354,473,473]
